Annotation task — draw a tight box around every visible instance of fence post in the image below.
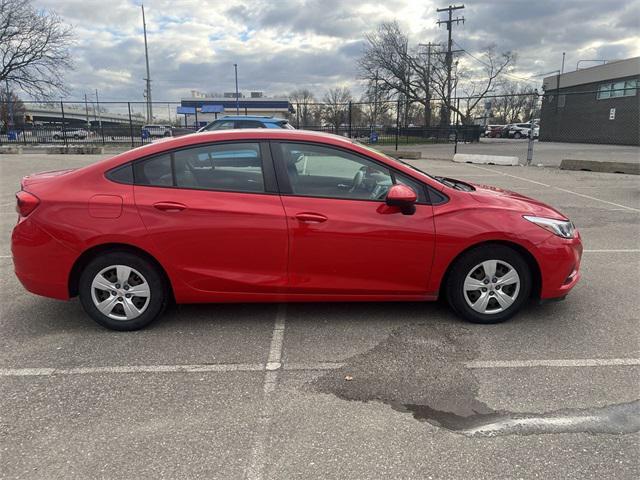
[60,101,68,147]
[194,107,198,130]
[127,102,134,148]
[526,94,537,165]
[348,101,352,138]
[395,99,400,151]
[296,103,300,128]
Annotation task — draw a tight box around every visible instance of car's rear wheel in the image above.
[514,132,522,139]
[78,252,167,331]
[446,245,531,324]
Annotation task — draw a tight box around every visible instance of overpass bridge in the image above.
[24,104,146,127]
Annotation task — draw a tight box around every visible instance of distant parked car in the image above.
[52,128,89,140]
[198,115,294,132]
[508,123,539,139]
[484,125,505,138]
[142,125,173,138]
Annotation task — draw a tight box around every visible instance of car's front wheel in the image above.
[446,245,531,324]
[514,132,522,139]
[78,251,167,330]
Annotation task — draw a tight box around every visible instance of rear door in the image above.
[133,141,288,295]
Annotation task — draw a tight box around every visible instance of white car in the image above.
[51,128,89,140]
[142,125,172,138]
[508,123,539,139]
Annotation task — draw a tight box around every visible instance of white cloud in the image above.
[32,0,640,101]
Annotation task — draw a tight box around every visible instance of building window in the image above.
[597,80,638,99]
[558,94,566,107]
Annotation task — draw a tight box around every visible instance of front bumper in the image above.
[534,232,583,300]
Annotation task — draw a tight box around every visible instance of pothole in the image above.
[311,323,640,436]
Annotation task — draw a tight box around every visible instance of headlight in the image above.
[523,215,575,239]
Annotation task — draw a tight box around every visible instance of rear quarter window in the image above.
[106,163,134,184]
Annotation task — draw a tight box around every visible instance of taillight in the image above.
[15,191,40,217]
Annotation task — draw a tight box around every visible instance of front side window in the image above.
[173,143,264,192]
[278,142,394,201]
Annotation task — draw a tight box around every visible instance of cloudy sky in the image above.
[36,0,640,102]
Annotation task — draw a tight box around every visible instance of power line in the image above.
[451,39,540,84]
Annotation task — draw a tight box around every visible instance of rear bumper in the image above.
[534,233,583,300]
[11,217,76,300]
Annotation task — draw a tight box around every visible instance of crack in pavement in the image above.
[311,323,640,437]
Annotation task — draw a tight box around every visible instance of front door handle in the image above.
[295,212,328,223]
[153,201,187,212]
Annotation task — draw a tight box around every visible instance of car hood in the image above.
[467,181,568,220]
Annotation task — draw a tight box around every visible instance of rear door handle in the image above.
[153,201,187,212]
[295,212,328,223]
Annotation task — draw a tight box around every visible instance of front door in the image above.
[272,141,436,296]
[134,141,288,295]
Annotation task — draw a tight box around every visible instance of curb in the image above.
[453,153,519,166]
[378,149,422,159]
[0,146,23,154]
[45,146,106,155]
[560,159,639,175]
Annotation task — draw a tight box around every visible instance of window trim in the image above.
[106,140,279,195]
[270,140,443,205]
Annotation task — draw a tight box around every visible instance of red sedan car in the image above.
[12,130,582,330]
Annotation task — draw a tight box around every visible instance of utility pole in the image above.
[234,63,240,115]
[418,42,443,127]
[84,93,90,130]
[437,4,464,125]
[95,89,102,131]
[141,4,153,123]
[372,69,379,130]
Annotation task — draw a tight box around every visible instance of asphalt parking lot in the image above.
[0,153,639,479]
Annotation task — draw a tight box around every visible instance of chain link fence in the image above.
[2,89,638,165]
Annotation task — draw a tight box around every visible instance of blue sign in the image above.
[177,106,196,114]
[201,104,224,113]
[369,131,379,143]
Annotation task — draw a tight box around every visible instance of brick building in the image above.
[540,57,639,145]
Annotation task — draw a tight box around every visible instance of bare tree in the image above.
[0,0,74,98]
[0,88,25,130]
[289,88,318,127]
[360,21,514,125]
[489,81,539,123]
[321,86,352,131]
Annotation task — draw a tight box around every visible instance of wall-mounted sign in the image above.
[609,108,616,120]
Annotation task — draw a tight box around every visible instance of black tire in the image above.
[446,245,531,324]
[53,134,60,140]
[514,132,522,139]
[78,251,167,331]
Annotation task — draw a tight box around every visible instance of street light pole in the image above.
[234,63,240,115]
[141,4,153,123]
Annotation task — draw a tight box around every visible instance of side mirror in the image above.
[386,184,417,215]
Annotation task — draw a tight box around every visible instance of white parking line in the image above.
[583,249,640,253]
[466,358,640,369]
[469,164,640,212]
[247,303,287,480]
[0,363,265,377]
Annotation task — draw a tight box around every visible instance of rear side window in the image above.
[236,121,266,129]
[134,154,172,186]
[173,143,264,193]
[204,120,235,131]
